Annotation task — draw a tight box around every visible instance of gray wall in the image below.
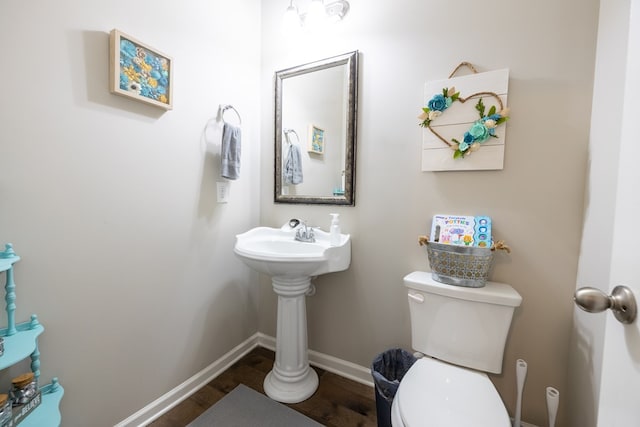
[0,1,261,426]
[259,0,599,426]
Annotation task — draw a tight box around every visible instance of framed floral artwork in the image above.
[308,124,325,154]
[109,29,173,110]
[420,68,509,171]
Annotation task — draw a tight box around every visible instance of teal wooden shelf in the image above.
[0,243,19,273]
[19,380,64,427]
[0,320,44,370]
[0,243,63,425]
[0,256,19,273]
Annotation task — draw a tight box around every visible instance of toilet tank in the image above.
[404,271,522,374]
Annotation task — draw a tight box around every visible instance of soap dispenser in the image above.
[330,213,341,246]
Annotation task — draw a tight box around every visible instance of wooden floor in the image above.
[149,346,378,427]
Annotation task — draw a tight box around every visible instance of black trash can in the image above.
[371,348,417,427]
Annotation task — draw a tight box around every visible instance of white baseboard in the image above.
[116,335,538,427]
[115,333,373,427]
[114,333,262,427]
[256,334,374,387]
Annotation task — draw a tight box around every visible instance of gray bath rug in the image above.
[187,384,324,427]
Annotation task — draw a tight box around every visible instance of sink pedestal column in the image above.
[264,276,318,403]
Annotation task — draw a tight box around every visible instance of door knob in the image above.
[574,286,637,324]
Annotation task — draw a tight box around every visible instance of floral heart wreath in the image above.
[418,87,510,159]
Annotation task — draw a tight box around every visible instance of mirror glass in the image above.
[274,51,358,205]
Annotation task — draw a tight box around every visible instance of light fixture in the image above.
[323,0,350,22]
[282,0,350,32]
[282,1,302,33]
[306,0,327,29]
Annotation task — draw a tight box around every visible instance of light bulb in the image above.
[282,2,301,34]
[305,0,327,30]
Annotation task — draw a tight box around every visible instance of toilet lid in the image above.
[395,357,511,426]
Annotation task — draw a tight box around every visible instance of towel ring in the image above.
[283,128,300,144]
[221,104,242,125]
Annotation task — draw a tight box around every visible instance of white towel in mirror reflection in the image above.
[284,144,303,184]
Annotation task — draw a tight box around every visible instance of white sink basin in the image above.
[234,225,351,278]
[234,223,351,403]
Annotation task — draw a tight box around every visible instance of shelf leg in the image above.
[4,266,16,336]
[31,340,41,382]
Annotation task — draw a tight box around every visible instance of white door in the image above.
[572,0,640,425]
[594,0,640,422]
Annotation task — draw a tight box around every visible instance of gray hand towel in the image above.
[221,123,241,180]
[284,144,303,185]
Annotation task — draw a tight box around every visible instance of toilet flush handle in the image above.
[408,292,425,303]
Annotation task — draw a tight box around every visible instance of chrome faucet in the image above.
[295,222,315,243]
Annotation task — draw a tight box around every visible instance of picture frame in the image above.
[308,124,325,154]
[421,68,509,171]
[109,29,173,110]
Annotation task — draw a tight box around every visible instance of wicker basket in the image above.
[425,241,494,288]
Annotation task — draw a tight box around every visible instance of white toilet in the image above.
[391,271,522,427]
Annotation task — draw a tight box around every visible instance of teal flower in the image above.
[119,74,129,91]
[463,132,474,144]
[140,84,153,98]
[458,141,469,152]
[120,40,137,60]
[469,122,490,142]
[428,94,448,112]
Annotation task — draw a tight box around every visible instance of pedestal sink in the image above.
[234,224,351,403]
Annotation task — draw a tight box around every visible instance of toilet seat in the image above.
[391,357,510,427]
